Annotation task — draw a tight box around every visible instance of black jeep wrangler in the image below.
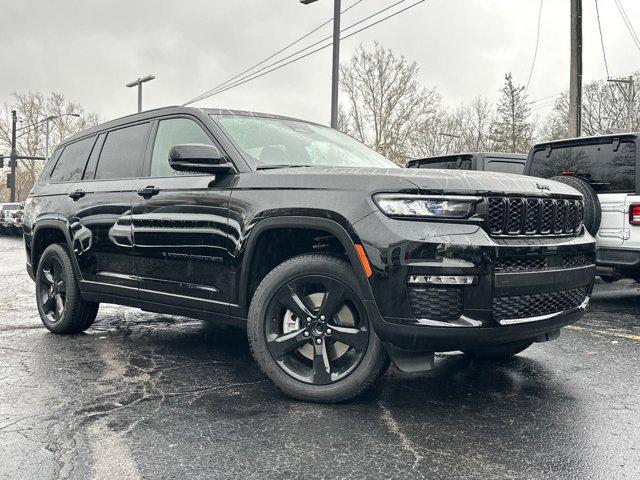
[23,107,596,402]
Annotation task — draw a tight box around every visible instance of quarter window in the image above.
[150,118,214,177]
[49,136,95,182]
[94,123,151,180]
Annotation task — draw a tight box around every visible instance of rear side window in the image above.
[49,136,95,182]
[95,123,150,180]
[485,160,525,175]
[529,141,636,193]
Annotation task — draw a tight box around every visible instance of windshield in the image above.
[211,114,399,169]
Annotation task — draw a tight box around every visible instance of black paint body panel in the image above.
[23,106,596,353]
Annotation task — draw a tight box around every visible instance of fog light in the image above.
[407,275,476,285]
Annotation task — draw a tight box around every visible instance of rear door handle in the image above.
[68,189,85,201]
[137,186,160,199]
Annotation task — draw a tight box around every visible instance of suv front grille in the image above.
[492,286,589,321]
[487,196,584,236]
[408,287,463,321]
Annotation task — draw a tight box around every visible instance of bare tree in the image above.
[539,74,640,141]
[339,42,441,164]
[491,73,533,153]
[0,92,99,201]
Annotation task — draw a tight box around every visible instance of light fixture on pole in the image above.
[126,75,156,113]
[301,0,341,129]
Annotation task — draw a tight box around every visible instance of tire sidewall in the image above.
[247,255,386,402]
[35,244,80,333]
[550,175,601,235]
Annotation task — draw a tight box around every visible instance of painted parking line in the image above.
[566,325,640,342]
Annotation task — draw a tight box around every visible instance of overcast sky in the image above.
[2,0,640,125]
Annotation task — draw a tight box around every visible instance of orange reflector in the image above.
[355,244,372,277]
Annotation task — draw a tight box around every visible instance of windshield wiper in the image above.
[256,164,312,170]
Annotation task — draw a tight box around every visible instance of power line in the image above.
[614,0,640,53]
[184,0,412,106]
[184,0,425,105]
[183,0,365,106]
[524,0,544,94]
[594,0,610,78]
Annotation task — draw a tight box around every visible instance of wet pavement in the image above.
[0,234,638,480]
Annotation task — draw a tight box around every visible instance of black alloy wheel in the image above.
[265,275,370,385]
[38,256,67,323]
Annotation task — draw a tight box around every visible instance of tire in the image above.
[35,243,99,334]
[247,253,389,403]
[550,175,601,235]
[464,339,533,360]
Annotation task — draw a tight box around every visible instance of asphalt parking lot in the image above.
[1,235,638,480]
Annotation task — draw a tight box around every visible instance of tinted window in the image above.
[485,160,525,174]
[49,136,95,182]
[83,133,106,180]
[150,118,213,177]
[529,141,636,192]
[95,123,150,180]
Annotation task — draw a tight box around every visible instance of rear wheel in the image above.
[550,175,601,235]
[247,254,389,403]
[36,244,99,334]
[464,340,533,360]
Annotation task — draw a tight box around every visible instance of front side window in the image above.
[94,123,150,180]
[212,114,398,169]
[49,136,95,182]
[150,118,214,177]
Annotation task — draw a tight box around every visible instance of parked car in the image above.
[23,106,596,402]
[525,133,639,282]
[1,202,24,235]
[406,152,527,174]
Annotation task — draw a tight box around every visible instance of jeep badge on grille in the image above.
[536,183,550,191]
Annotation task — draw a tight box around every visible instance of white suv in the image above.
[526,133,639,281]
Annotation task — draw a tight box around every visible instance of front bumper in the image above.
[353,212,596,352]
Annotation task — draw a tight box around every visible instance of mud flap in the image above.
[384,344,435,373]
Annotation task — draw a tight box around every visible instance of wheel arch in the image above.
[31,217,83,285]
[237,216,374,314]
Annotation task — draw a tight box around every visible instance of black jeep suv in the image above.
[23,107,596,402]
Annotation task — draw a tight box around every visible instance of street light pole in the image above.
[10,110,17,202]
[126,75,156,113]
[301,0,341,129]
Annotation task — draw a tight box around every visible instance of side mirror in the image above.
[168,144,235,174]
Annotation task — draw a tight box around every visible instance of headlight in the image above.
[373,194,480,219]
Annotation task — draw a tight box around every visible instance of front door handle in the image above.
[137,186,160,199]
[68,189,85,201]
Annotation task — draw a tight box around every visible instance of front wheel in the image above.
[464,339,533,360]
[247,254,389,403]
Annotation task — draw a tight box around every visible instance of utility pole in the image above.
[126,75,155,113]
[301,0,341,129]
[10,110,17,202]
[607,76,635,132]
[569,0,582,137]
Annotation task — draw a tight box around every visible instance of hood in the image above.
[256,166,581,197]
